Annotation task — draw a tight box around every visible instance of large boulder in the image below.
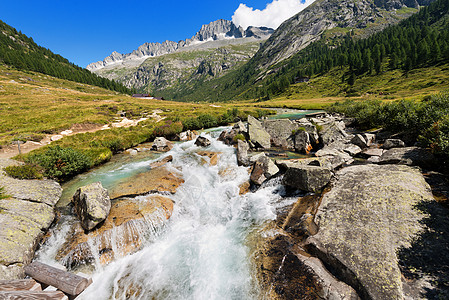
[282,164,333,193]
[306,164,435,300]
[248,115,271,149]
[295,118,319,144]
[72,182,111,231]
[262,119,297,149]
[379,146,436,169]
[351,133,375,148]
[0,159,62,280]
[57,195,174,268]
[250,153,279,185]
[177,130,198,141]
[151,137,173,152]
[319,119,348,146]
[109,166,184,199]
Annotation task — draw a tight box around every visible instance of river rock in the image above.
[295,118,319,144]
[73,182,111,231]
[250,154,279,185]
[237,140,249,166]
[282,194,321,239]
[149,155,173,168]
[277,157,333,170]
[382,138,405,149]
[57,195,174,268]
[248,115,271,149]
[262,119,296,149]
[294,130,313,154]
[315,146,354,169]
[0,159,61,280]
[351,133,375,148]
[196,151,220,166]
[178,130,198,141]
[306,164,434,300]
[319,120,347,146]
[379,146,436,169]
[361,148,384,158]
[109,166,184,199]
[151,137,173,152]
[252,233,360,300]
[194,136,211,147]
[282,164,333,193]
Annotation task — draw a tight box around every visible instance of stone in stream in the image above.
[109,166,184,199]
[351,133,375,148]
[305,164,435,300]
[57,195,174,268]
[236,140,250,166]
[250,153,279,185]
[151,137,173,152]
[194,136,211,147]
[247,115,271,149]
[294,130,313,154]
[282,163,333,193]
[262,119,297,149]
[196,151,220,166]
[149,155,173,168]
[72,182,111,231]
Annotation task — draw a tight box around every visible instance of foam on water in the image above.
[40,133,288,300]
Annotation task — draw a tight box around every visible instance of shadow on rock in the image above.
[398,199,449,299]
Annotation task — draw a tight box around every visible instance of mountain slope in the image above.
[0,20,133,94]
[166,0,440,102]
[88,19,273,96]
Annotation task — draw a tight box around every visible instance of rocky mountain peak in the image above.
[87,19,273,71]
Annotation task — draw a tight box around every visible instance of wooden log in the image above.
[0,279,42,291]
[0,290,68,299]
[24,262,91,296]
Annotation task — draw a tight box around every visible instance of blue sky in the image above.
[1,0,311,68]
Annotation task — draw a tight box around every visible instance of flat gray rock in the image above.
[307,164,434,300]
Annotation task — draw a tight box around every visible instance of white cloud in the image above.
[232,0,316,30]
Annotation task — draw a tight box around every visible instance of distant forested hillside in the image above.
[167,0,449,102]
[0,20,134,94]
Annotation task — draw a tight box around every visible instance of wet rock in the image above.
[151,137,173,152]
[72,182,111,231]
[379,146,436,169]
[178,130,198,141]
[306,164,434,300]
[382,138,405,149]
[197,151,220,166]
[239,181,251,195]
[149,155,173,168]
[252,232,359,300]
[237,140,249,166]
[262,119,296,149]
[109,166,184,199]
[248,115,271,149]
[57,195,174,268]
[282,194,321,239]
[194,136,211,147]
[250,153,279,185]
[282,165,333,193]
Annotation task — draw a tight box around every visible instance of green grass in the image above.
[0,187,10,199]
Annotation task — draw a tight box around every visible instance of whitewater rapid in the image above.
[37,131,292,300]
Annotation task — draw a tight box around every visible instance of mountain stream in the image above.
[35,128,299,300]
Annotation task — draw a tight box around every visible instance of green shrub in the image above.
[233,133,246,142]
[197,114,218,128]
[3,164,43,180]
[153,120,183,138]
[103,138,125,154]
[27,146,92,181]
[182,117,200,131]
[0,187,10,200]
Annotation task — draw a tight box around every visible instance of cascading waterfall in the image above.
[36,131,293,300]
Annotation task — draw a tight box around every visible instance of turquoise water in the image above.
[267,109,324,120]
